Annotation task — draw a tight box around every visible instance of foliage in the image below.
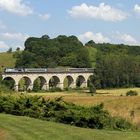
[93,44,140,88]
[0,95,135,130]
[7,47,12,53]
[2,78,15,90]
[15,35,91,68]
[33,78,41,92]
[49,87,62,92]
[126,90,138,96]
[85,40,95,47]
[0,76,10,93]
[89,82,96,95]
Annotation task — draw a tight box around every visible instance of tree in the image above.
[85,40,95,47]
[33,79,41,92]
[89,82,96,96]
[41,34,50,39]
[16,35,91,68]
[94,44,140,88]
[7,47,12,53]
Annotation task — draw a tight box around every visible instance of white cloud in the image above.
[39,13,51,20]
[0,41,24,52]
[1,32,29,41]
[79,31,110,43]
[68,3,128,22]
[0,41,9,51]
[134,4,140,15]
[115,32,139,45]
[0,0,33,16]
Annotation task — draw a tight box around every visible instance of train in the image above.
[4,68,94,73]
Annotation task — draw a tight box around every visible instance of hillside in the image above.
[0,114,140,140]
[0,46,97,72]
[0,52,16,72]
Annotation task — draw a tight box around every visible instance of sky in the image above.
[0,0,140,52]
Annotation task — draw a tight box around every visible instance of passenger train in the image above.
[4,68,94,73]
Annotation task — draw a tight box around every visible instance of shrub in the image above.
[126,90,138,96]
[49,87,62,92]
[112,117,135,130]
[89,82,96,96]
[0,95,135,130]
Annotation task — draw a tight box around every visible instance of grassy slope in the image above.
[0,52,16,72]
[87,47,97,67]
[0,114,140,140]
[29,88,140,127]
[0,47,96,72]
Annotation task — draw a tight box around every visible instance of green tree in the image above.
[16,35,91,68]
[7,47,12,53]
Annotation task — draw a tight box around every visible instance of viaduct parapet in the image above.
[2,68,94,91]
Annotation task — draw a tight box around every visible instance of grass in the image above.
[0,47,97,73]
[0,52,16,72]
[1,114,140,140]
[28,88,140,127]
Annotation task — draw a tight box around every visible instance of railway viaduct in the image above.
[1,68,94,91]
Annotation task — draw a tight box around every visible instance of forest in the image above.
[14,35,140,89]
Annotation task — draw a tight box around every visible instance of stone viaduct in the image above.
[1,68,94,91]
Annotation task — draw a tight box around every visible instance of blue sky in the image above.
[0,0,140,52]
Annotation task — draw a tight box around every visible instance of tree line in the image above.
[15,35,91,68]
[14,35,140,89]
[91,43,140,88]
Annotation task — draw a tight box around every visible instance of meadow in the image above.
[0,87,140,139]
[29,88,140,127]
[0,52,16,72]
[1,113,140,140]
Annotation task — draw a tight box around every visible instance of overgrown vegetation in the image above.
[13,35,140,89]
[93,44,140,88]
[0,95,135,130]
[15,35,91,68]
[126,90,138,96]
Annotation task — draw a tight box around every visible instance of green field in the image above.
[29,88,140,127]
[0,52,16,72]
[0,114,140,140]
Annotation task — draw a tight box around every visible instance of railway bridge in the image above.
[1,68,94,91]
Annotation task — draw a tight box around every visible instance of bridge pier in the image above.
[58,83,64,90]
[28,84,33,91]
[14,85,19,92]
[42,83,48,91]
[70,82,76,89]
[80,81,87,88]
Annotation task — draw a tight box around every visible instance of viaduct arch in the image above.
[2,68,94,91]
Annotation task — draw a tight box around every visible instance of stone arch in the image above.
[63,75,74,89]
[33,76,47,91]
[49,76,60,89]
[2,77,16,90]
[76,75,86,88]
[18,76,32,91]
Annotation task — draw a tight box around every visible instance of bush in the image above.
[112,117,135,130]
[49,87,62,92]
[126,90,138,96]
[0,95,135,130]
[89,82,96,96]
